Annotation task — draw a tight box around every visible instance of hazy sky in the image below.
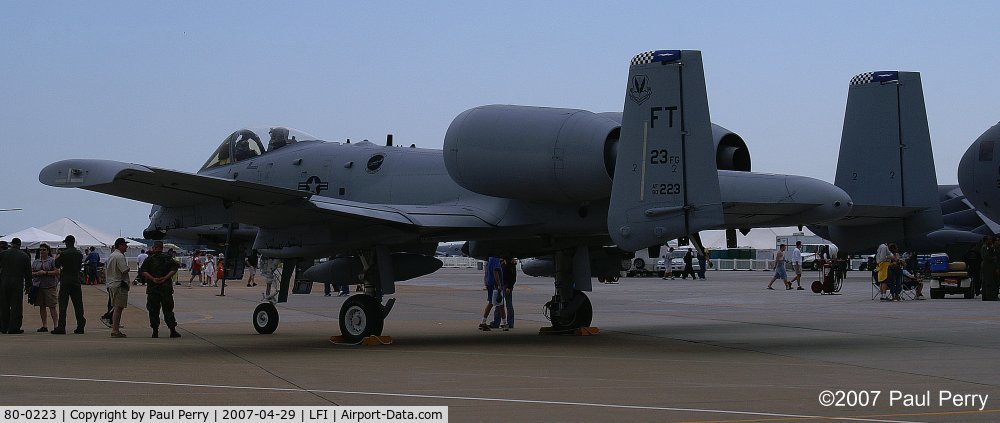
[2,1,999,237]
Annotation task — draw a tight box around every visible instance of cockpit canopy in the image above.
[200,127,321,171]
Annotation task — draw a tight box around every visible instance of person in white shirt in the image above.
[875,242,891,300]
[790,241,804,290]
[135,249,148,286]
[661,247,675,280]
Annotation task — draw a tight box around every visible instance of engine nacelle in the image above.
[597,112,752,172]
[444,105,620,203]
[712,124,751,172]
[444,106,751,204]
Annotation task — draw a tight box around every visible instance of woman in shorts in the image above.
[767,244,790,290]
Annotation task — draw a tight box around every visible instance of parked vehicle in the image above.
[655,249,702,277]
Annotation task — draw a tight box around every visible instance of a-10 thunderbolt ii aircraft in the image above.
[40,50,852,342]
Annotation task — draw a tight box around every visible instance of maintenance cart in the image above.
[810,259,844,294]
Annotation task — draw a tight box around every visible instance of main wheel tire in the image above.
[339,294,384,343]
[553,290,593,329]
[633,258,645,270]
[253,303,279,334]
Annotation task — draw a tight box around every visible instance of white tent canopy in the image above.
[0,227,65,249]
[698,227,819,250]
[39,217,144,248]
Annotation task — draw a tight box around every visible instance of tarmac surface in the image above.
[3,267,1000,422]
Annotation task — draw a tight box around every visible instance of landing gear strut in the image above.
[250,248,400,340]
[336,248,396,342]
[251,256,286,334]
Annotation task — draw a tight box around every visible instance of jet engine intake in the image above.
[444,105,620,203]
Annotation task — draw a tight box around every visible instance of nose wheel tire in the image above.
[253,303,279,334]
[339,294,385,343]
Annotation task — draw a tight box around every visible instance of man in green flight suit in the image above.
[139,241,181,338]
[52,235,86,334]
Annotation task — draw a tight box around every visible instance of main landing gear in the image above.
[252,292,392,343]
[250,249,398,343]
[544,289,593,331]
[542,247,595,333]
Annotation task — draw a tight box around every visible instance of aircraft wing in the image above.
[41,159,311,207]
[39,159,497,229]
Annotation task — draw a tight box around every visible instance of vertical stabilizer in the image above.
[821,71,942,252]
[607,50,723,252]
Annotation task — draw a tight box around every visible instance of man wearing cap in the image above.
[0,238,32,334]
[139,241,180,338]
[106,238,131,337]
[52,235,86,334]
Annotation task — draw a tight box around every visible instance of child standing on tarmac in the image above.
[203,255,215,287]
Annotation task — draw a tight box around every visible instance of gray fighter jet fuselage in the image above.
[145,122,850,262]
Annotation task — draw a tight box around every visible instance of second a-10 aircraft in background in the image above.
[959,122,1000,228]
[807,70,997,257]
[41,49,856,342]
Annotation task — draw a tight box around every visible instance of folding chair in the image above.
[899,276,917,300]
[871,268,886,300]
